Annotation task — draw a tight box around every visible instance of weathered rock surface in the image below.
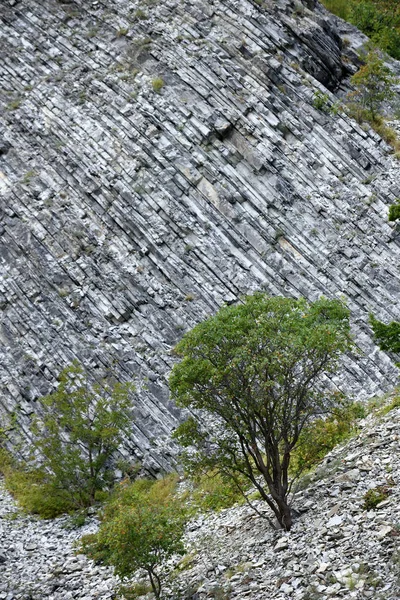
[1,0,400,464]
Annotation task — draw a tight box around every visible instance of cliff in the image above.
[1,0,400,469]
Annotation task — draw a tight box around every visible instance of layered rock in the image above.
[0,0,400,466]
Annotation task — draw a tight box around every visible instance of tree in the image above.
[80,477,187,599]
[349,50,397,120]
[31,362,134,508]
[170,295,353,531]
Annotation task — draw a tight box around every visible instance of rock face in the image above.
[1,0,400,464]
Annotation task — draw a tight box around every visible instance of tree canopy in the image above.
[170,294,353,531]
[31,362,134,508]
[80,477,187,599]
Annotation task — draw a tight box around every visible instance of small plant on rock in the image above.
[389,200,400,222]
[152,77,164,92]
[313,90,330,111]
[363,485,391,510]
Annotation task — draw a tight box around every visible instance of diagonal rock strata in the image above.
[0,0,400,468]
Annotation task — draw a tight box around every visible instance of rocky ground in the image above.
[167,402,400,600]
[0,496,118,600]
[1,399,399,600]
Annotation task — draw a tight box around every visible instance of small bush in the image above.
[321,0,350,20]
[379,394,400,415]
[6,99,21,111]
[30,362,134,510]
[152,77,164,92]
[290,402,365,475]
[118,582,152,599]
[189,471,245,513]
[313,90,330,111]
[1,449,73,519]
[363,485,391,509]
[389,201,400,222]
[0,448,14,475]
[3,466,76,518]
[321,1,400,60]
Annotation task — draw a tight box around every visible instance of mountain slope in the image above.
[1,0,400,466]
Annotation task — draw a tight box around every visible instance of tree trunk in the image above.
[277,500,292,531]
[148,568,161,600]
[266,483,293,531]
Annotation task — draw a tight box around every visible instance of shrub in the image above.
[321,0,350,20]
[389,200,400,222]
[363,484,391,509]
[4,468,74,519]
[117,28,129,37]
[370,314,400,355]
[321,1,400,60]
[290,402,365,475]
[80,476,187,599]
[170,294,353,531]
[152,77,164,92]
[348,50,397,121]
[189,471,246,513]
[378,393,400,415]
[28,362,134,512]
[0,447,14,475]
[313,90,330,111]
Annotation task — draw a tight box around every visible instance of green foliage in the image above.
[170,294,353,530]
[189,471,245,513]
[118,582,152,599]
[30,362,134,510]
[370,313,400,355]
[322,0,350,20]
[348,50,397,120]
[363,484,390,509]
[6,98,21,111]
[389,200,400,221]
[313,91,342,115]
[290,402,365,474]
[380,394,400,414]
[0,447,14,475]
[1,446,78,518]
[313,90,331,111]
[80,476,187,599]
[344,50,400,152]
[369,117,400,153]
[152,77,164,92]
[0,449,76,518]
[322,1,400,59]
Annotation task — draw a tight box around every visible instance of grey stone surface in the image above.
[0,0,399,467]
